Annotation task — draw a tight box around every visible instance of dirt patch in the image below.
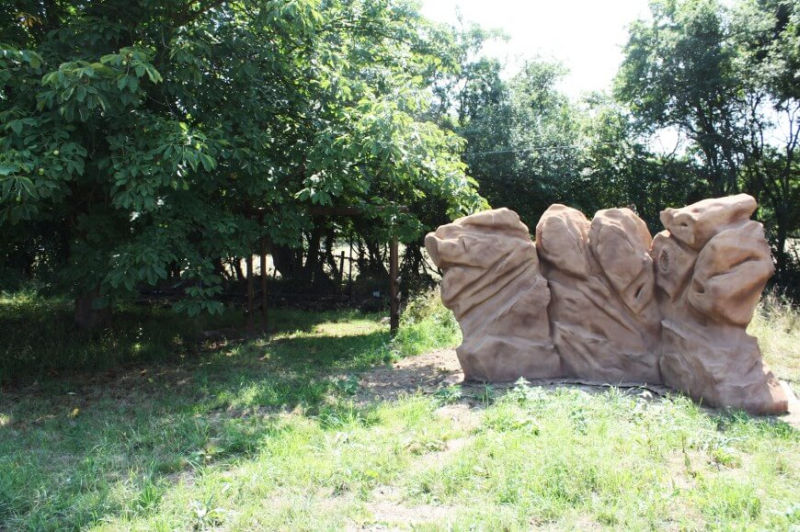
[346,486,460,531]
[352,432,474,530]
[360,500,458,530]
[434,403,481,431]
[359,349,672,402]
[358,349,800,428]
[358,349,462,403]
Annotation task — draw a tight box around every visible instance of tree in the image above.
[615,0,745,196]
[576,94,698,231]
[0,0,484,325]
[455,57,517,216]
[733,0,800,276]
[452,57,583,227]
[616,0,800,281]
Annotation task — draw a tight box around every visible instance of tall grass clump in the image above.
[749,290,800,385]
[393,289,461,357]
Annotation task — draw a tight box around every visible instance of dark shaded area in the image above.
[0,295,384,386]
[1,328,795,528]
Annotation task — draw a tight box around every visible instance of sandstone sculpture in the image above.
[653,195,787,414]
[424,209,560,381]
[536,205,661,384]
[425,194,789,414]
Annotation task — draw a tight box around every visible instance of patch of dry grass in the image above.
[750,292,800,385]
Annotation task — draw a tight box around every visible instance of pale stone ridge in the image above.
[427,195,788,415]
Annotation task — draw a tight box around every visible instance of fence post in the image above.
[246,253,254,331]
[338,250,345,286]
[389,234,399,336]
[260,236,268,331]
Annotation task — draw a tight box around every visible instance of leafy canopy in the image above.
[0,0,484,313]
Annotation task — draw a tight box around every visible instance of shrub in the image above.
[392,289,461,357]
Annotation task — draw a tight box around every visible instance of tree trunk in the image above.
[303,226,330,285]
[272,244,303,280]
[323,228,339,280]
[74,287,109,330]
[774,206,789,276]
[233,257,245,282]
[366,240,389,277]
[213,258,229,282]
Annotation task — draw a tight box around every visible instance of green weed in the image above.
[392,289,461,357]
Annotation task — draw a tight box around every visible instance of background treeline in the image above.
[452,0,800,288]
[1,0,798,327]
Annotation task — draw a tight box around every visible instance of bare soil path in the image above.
[358,349,800,427]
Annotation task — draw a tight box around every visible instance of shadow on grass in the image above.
[0,306,394,528]
[2,296,795,529]
[2,352,797,530]
[0,293,379,385]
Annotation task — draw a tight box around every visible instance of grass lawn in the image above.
[1,291,799,530]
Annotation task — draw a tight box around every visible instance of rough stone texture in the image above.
[426,195,789,414]
[653,196,787,414]
[535,206,662,383]
[424,208,561,381]
[660,193,758,250]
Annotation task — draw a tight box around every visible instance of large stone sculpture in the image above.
[425,194,789,414]
[425,209,560,381]
[536,205,662,384]
[653,195,787,414]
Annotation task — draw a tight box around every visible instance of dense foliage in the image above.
[1,0,798,324]
[615,0,800,278]
[0,0,484,322]
[448,0,799,290]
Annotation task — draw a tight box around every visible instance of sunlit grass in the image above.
[750,291,800,385]
[393,289,461,357]
[0,291,798,530]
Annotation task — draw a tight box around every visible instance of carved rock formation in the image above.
[424,208,561,381]
[426,194,789,415]
[652,194,787,414]
[535,205,661,384]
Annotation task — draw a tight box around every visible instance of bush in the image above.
[392,289,461,357]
